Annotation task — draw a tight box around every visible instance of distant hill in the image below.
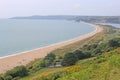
[11,15,76,20]
[11,15,120,23]
[75,16,120,23]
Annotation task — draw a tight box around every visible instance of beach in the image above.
[0,23,103,74]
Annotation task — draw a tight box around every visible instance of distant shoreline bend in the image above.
[0,22,103,74]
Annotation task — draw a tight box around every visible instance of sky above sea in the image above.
[0,0,120,18]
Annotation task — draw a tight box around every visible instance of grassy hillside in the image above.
[19,25,120,80]
[29,48,120,80]
[58,48,120,80]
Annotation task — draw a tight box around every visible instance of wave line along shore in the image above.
[0,22,103,74]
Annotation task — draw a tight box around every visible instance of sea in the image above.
[0,19,95,57]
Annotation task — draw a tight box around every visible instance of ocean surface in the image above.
[0,19,95,57]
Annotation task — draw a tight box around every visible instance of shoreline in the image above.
[0,22,103,74]
[0,26,96,59]
[0,22,95,59]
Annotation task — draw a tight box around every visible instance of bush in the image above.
[61,52,78,66]
[40,53,56,67]
[74,50,91,60]
[0,76,4,80]
[40,59,51,67]
[48,72,62,80]
[44,53,56,62]
[40,60,46,67]
[5,66,28,79]
[108,38,120,47]
[3,75,12,80]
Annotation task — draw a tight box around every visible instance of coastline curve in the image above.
[0,22,103,74]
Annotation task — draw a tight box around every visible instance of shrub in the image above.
[3,75,12,80]
[44,53,56,62]
[64,66,81,73]
[40,60,46,67]
[5,66,28,78]
[74,50,90,59]
[40,53,56,67]
[0,76,4,80]
[50,72,61,80]
[42,72,62,80]
[40,59,52,67]
[61,52,78,66]
[108,38,120,47]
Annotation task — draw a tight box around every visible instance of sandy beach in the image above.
[0,23,103,74]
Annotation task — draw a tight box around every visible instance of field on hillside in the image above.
[20,25,120,80]
[21,48,120,80]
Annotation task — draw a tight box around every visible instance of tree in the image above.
[40,53,56,67]
[0,76,4,80]
[44,53,56,62]
[109,38,120,47]
[3,75,12,80]
[40,60,46,67]
[74,50,85,60]
[61,52,78,66]
[5,66,28,78]
[15,66,28,77]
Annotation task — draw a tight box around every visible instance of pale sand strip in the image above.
[0,23,103,74]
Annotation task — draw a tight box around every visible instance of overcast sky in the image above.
[0,0,120,18]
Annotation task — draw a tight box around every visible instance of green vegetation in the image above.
[0,76,4,80]
[40,53,56,67]
[55,48,120,80]
[22,48,120,80]
[75,16,120,23]
[61,50,91,66]
[61,52,78,66]
[109,38,120,47]
[81,37,120,56]
[0,25,120,80]
[3,66,28,80]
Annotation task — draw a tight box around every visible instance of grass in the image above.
[22,48,120,80]
[57,48,120,80]
[19,25,120,80]
[102,25,120,42]
[21,67,64,80]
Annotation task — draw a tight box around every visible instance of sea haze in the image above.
[0,19,95,57]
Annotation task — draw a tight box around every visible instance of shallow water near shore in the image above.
[0,19,95,57]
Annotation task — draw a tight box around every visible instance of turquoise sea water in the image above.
[0,19,95,57]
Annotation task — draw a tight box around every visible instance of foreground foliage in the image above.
[31,48,120,80]
[61,50,91,66]
[3,66,28,80]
